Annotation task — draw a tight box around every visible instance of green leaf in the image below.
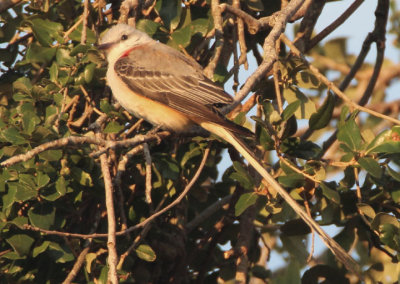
[190,18,211,37]
[356,203,376,219]
[282,100,301,121]
[309,92,335,130]
[39,150,63,161]
[68,24,96,44]
[28,203,55,230]
[295,70,320,89]
[104,121,124,133]
[47,242,75,263]
[235,192,258,216]
[71,167,93,187]
[337,119,362,151]
[245,0,264,11]
[24,43,57,64]
[155,0,182,30]
[320,182,340,204]
[371,212,400,232]
[230,161,254,190]
[84,63,96,83]
[85,253,97,273]
[9,182,37,202]
[6,234,35,256]
[366,127,400,154]
[388,166,400,182]
[55,176,67,196]
[358,157,382,178]
[136,244,156,262]
[33,241,50,257]
[2,127,26,145]
[27,18,63,46]
[136,19,162,37]
[13,77,32,95]
[36,172,50,188]
[259,127,274,151]
[281,219,311,236]
[56,48,76,66]
[278,173,304,188]
[169,25,192,48]
[283,86,316,119]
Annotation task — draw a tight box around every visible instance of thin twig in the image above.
[62,246,91,284]
[81,0,89,44]
[143,143,153,208]
[185,195,232,233]
[99,144,118,284]
[204,0,224,78]
[307,0,364,50]
[222,0,306,114]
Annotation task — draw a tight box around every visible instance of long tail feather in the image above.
[200,122,362,277]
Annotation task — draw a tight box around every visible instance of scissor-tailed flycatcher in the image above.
[98,24,359,274]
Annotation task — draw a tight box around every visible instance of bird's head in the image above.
[98,24,152,64]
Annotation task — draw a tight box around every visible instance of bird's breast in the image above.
[107,67,194,132]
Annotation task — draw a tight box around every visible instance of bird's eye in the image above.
[121,34,128,41]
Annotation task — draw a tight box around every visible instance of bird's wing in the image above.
[114,42,250,135]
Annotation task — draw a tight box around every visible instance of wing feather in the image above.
[115,42,250,136]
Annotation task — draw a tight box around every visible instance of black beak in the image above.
[97,42,114,50]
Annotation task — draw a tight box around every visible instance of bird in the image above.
[98,24,359,275]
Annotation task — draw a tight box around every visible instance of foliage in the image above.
[0,0,400,283]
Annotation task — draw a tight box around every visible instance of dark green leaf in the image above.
[371,212,399,232]
[282,100,301,121]
[155,0,182,30]
[33,241,50,257]
[136,244,157,262]
[278,173,304,188]
[295,70,320,89]
[283,86,316,119]
[2,127,26,145]
[104,121,124,133]
[6,234,35,256]
[245,0,264,11]
[230,161,254,190]
[71,167,93,187]
[281,219,311,236]
[136,19,162,37]
[309,92,335,130]
[169,25,192,48]
[356,203,376,219]
[235,192,258,216]
[28,203,55,230]
[337,119,362,151]
[358,157,382,178]
[24,43,56,64]
[320,182,340,204]
[39,150,63,161]
[27,18,63,46]
[56,48,76,66]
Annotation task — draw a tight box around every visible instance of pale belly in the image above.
[107,68,194,132]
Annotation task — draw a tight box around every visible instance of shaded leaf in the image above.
[136,244,156,262]
[358,157,382,178]
[337,119,362,151]
[28,203,55,230]
[309,92,335,130]
[6,234,35,256]
[235,192,258,216]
